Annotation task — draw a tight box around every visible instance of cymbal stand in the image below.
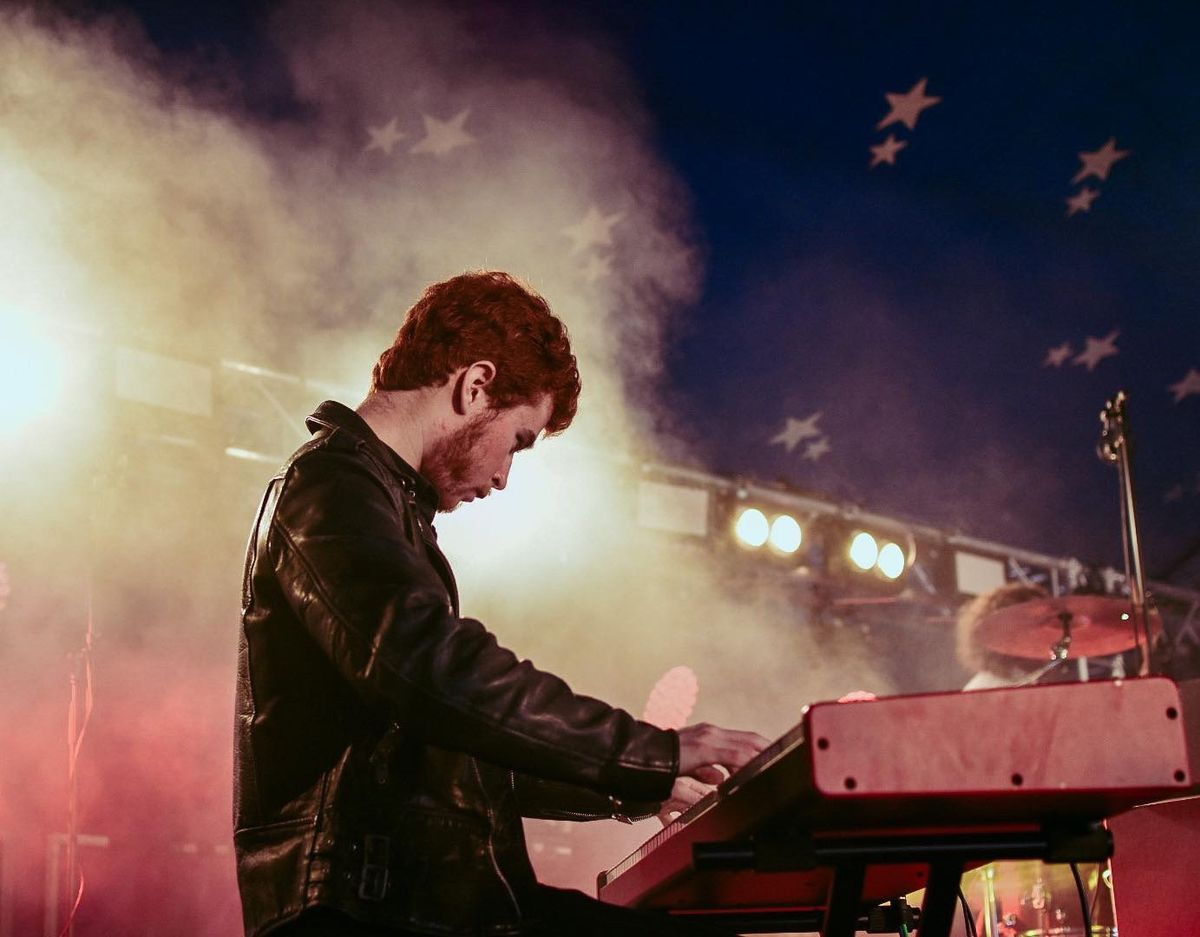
[1097,391,1152,676]
[1014,612,1073,687]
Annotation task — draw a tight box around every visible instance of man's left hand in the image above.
[656,774,717,827]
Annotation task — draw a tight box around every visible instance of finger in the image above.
[675,776,716,800]
[692,764,728,785]
[713,731,771,769]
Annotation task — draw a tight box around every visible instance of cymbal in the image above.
[977,595,1162,661]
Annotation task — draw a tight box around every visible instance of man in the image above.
[955,582,1049,691]
[234,271,768,936]
[955,582,1134,691]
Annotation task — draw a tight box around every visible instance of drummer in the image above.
[956,583,1049,690]
[955,582,1136,691]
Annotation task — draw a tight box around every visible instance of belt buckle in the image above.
[357,834,390,901]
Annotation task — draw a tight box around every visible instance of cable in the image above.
[1071,862,1094,935]
[60,570,96,937]
[958,887,978,937]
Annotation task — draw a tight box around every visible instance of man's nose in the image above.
[492,458,511,490]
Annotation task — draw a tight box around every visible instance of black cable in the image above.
[1071,862,1094,935]
[957,887,978,937]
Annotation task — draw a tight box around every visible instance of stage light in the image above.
[768,514,803,554]
[0,317,67,431]
[877,542,906,579]
[848,531,878,570]
[733,508,770,548]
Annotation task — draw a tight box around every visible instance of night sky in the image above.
[52,0,1200,583]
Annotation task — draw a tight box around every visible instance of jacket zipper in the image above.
[477,762,521,917]
[509,771,657,822]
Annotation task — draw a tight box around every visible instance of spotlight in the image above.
[733,508,769,548]
[768,515,803,554]
[0,318,67,430]
[877,542,906,579]
[848,531,878,570]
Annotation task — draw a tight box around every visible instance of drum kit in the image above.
[977,593,1163,683]
[955,391,1163,937]
[959,861,1114,937]
[958,591,1156,937]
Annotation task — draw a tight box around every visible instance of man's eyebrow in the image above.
[516,431,536,451]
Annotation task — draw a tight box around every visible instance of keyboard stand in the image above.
[690,822,1113,936]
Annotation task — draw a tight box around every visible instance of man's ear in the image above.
[452,361,497,416]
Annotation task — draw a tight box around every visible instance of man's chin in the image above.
[436,494,464,513]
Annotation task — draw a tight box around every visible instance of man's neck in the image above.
[356,391,430,469]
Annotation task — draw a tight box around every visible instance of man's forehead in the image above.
[517,394,554,433]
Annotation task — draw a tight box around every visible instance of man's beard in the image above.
[423,410,497,512]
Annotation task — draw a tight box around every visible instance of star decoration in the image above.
[869,134,907,168]
[1072,330,1120,372]
[1043,342,1073,367]
[804,437,832,462]
[1169,368,1200,403]
[364,117,406,155]
[769,413,823,453]
[1066,187,1100,217]
[876,77,941,132]
[409,109,475,156]
[581,253,612,284]
[1071,137,1130,184]
[1164,484,1185,504]
[561,205,624,256]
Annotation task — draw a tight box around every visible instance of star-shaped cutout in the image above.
[1164,483,1185,504]
[364,117,406,155]
[804,437,831,462]
[1066,187,1100,217]
[1071,137,1130,184]
[561,205,624,256]
[1043,342,1073,367]
[769,413,823,453]
[581,253,612,284]
[1072,330,1120,372]
[869,134,907,168]
[409,109,475,157]
[876,77,941,132]
[1169,368,1200,403]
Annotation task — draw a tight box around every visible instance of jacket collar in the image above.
[305,400,440,519]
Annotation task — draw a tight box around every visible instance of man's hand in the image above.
[655,774,716,826]
[677,722,770,777]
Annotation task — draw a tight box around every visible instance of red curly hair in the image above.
[956,582,1048,677]
[371,272,581,434]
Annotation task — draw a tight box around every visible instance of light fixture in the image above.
[768,514,803,554]
[848,531,878,570]
[877,542,906,579]
[733,508,770,548]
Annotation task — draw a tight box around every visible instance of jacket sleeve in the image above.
[268,444,677,803]
[511,771,662,822]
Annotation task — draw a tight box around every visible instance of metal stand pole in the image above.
[1097,390,1153,676]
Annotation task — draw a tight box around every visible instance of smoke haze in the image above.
[0,1,899,927]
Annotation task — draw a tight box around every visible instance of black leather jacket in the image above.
[234,401,678,935]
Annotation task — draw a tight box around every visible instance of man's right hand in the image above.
[677,722,770,779]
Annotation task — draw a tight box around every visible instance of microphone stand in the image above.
[1097,391,1153,677]
[1095,390,1154,937]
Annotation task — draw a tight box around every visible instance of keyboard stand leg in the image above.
[917,859,963,937]
[821,862,865,937]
